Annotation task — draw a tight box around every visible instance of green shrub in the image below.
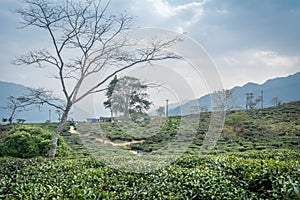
[56,136,71,157]
[1,126,70,158]
[37,138,51,156]
[8,125,47,136]
[255,145,266,150]
[2,132,39,158]
[0,143,4,157]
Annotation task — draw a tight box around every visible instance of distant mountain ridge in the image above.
[169,71,300,116]
[1,71,300,121]
[0,81,59,123]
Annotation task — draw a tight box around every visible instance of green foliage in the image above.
[1,126,70,158]
[1,132,39,158]
[136,117,180,152]
[0,150,299,199]
[87,122,134,141]
[225,111,250,134]
[104,76,152,117]
[209,101,300,153]
[2,102,299,198]
[2,118,8,123]
[32,122,70,133]
[69,101,300,156]
[221,126,236,141]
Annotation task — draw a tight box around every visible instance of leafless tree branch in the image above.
[13,0,181,157]
[26,88,65,111]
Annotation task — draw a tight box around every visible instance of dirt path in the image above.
[68,126,78,134]
[95,138,145,147]
[68,126,145,148]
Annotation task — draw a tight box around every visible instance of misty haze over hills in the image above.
[169,71,300,116]
[0,82,58,123]
[1,71,300,122]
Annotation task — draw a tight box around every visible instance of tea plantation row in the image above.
[72,101,300,155]
[1,149,299,199]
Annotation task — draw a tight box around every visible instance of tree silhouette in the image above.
[272,97,281,107]
[156,106,165,117]
[2,96,33,124]
[103,75,119,121]
[13,0,180,157]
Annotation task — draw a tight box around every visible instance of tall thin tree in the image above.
[12,0,180,157]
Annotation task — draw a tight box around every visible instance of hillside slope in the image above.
[0,81,58,123]
[169,71,300,116]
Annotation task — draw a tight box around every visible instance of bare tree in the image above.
[156,106,165,117]
[12,0,180,157]
[26,88,65,111]
[2,96,33,124]
[212,89,233,111]
[271,97,282,107]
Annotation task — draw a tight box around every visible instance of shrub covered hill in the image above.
[71,100,300,154]
[191,100,300,154]
[0,101,300,199]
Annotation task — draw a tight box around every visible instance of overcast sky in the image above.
[1,0,300,105]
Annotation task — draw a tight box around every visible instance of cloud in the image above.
[133,0,204,18]
[222,50,299,69]
[215,49,300,89]
[188,0,300,56]
[173,1,205,33]
[1,0,300,101]
[147,0,173,18]
[252,50,299,68]
[129,0,205,33]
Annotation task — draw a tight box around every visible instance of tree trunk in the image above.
[48,102,72,158]
[8,108,16,125]
[110,109,113,123]
[8,117,13,125]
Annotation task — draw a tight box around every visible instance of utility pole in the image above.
[249,93,254,109]
[49,109,51,122]
[246,93,249,110]
[166,99,169,118]
[261,90,264,109]
[110,109,114,123]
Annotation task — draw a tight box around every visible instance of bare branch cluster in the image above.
[14,0,181,106]
[2,95,34,124]
[26,88,65,111]
[12,0,181,157]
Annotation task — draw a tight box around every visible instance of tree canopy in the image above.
[104,76,152,119]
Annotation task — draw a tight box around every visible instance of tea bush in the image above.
[1,150,299,199]
[1,126,70,158]
[1,132,39,158]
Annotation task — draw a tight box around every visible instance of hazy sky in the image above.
[1,0,300,105]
